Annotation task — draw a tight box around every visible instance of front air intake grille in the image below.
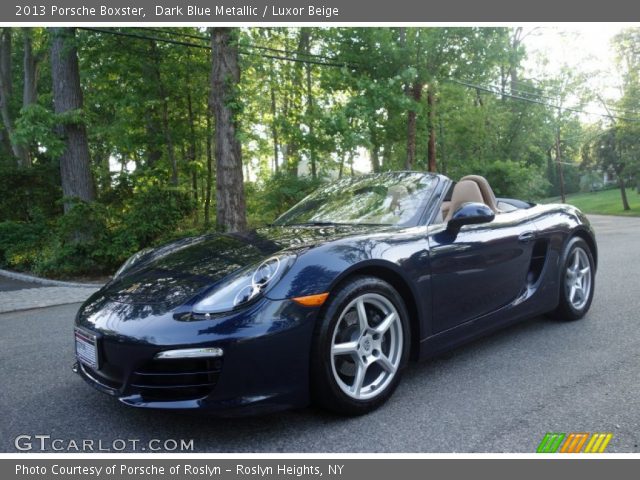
[130,357,223,402]
[83,363,124,390]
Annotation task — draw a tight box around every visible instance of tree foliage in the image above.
[0,26,638,278]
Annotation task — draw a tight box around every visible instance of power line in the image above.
[79,27,352,68]
[510,78,564,98]
[242,43,348,64]
[137,27,347,64]
[493,83,562,104]
[137,26,210,42]
[475,77,625,115]
[458,71,635,118]
[487,83,627,118]
[512,75,634,117]
[449,78,640,122]
[452,78,561,108]
[79,27,210,50]
[463,79,561,104]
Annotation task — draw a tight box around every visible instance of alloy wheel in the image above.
[330,293,403,400]
[565,246,592,311]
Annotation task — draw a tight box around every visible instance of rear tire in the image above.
[310,276,410,415]
[549,237,595,320]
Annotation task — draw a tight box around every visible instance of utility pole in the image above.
[426,84,437,172]
[555,121,566,203]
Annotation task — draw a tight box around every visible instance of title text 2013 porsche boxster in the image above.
[73,172,596,415]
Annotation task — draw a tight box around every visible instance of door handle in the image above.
[518,231,536,243]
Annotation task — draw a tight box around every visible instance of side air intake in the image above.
[527,239,549,286]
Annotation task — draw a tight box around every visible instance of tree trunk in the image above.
[0,28,16,159]
[370,144,381,173]
[93,143,111,191]
[0,126,11,157]
[0,28,29,166]
[204,111,214,229]
[500,65,507,100]
[303,29,316,179]
[617,170,631,211]
[509,27,523,94]
[0,28,11,95]
[382,141,392,168]
[270,73,279,173]
[555,126,565,203]
[426,85,437,172]
[150,42,178,186]
[210,28,246,232]
[370,126,381,172]
[399,27,415,171]
[405,82,422,170]
[140,54,162,169]
[144,115,162,168]
[306,62,316,178]
[161,90,178,186]
[284,29,311,177]
[50,27,95,212]
[438,118,446,175]
[187,91,199,224]
[20,28,39,167]
[282,91,295,175]
[23,29,38,107]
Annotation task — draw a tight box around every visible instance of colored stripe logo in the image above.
[537,432,612,453]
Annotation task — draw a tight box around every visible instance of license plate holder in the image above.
[75,328,100,370]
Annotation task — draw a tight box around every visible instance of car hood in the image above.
[101,224,380,307]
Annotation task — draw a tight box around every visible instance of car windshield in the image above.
[274,172,438,227]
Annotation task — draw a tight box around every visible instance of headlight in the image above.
[192,254,295,314]
[113,248,152,279]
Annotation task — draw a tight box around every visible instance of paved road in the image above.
[1,214,639,453]
[0,276,42,292]
[0,274,99,314]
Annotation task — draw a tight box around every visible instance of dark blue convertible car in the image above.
[74,172,597,415]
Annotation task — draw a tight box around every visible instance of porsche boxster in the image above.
[73,172,597,415]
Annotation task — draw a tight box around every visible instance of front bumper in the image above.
[73,295,319,415]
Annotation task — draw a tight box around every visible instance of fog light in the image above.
[154,347,223,359]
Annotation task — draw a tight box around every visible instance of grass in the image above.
[540,188,640,217]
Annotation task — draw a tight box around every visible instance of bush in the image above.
[118,185,196,246]
[0,163,62,222]
[32,201,114,277]
[0,220,48,270]
[0,185,196,279]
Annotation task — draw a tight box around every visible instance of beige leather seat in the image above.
[460,175,500,213]
[440,200,452,220]
[444,180,485,222]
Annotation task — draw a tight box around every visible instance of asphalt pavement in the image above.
[1,214,639,453]
[0,276,43,292]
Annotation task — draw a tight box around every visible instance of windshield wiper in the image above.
[279,221,387,227]
[286,221,342,227]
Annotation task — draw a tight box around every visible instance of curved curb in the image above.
[0,268,105,288]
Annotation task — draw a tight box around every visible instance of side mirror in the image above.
[446,202,495,232]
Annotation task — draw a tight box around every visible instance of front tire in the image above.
[311,276,410,415]
[550,237,595,320]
